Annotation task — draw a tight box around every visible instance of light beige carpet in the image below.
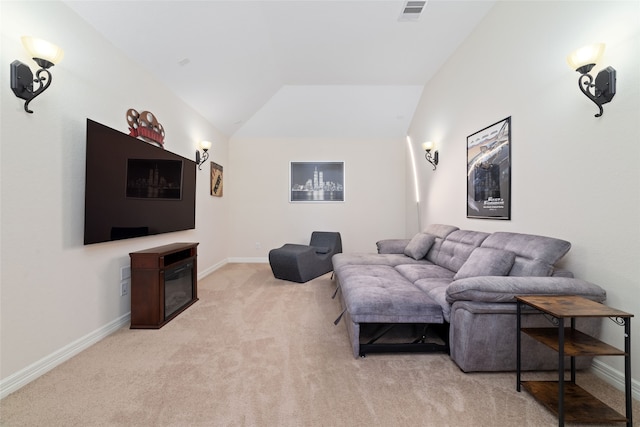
[1,263,636,426]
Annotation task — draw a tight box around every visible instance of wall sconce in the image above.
[10,36,64,113]
[422,141,439,170]
[567,43,616,117]
[195,140,212,170]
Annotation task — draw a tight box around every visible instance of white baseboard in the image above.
[197,258,268,279]
[227,257,268,263]
[0,259,265,399]
[590,358,639,400]
[198,259,228,279]
[0,312,131,400]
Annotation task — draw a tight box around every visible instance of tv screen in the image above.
[84,119,196,245]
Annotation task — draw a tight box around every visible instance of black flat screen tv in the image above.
[84,119,196,245]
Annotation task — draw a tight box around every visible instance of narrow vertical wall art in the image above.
[467,117,511,219]
[210,162,223,197]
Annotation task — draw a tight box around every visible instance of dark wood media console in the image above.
[130,242,199,329]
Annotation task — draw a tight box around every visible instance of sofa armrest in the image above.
[376,239,410,254]
[446,276,606,304]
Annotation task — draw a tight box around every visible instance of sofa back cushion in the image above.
[376,224,458,255]
[420,224,459,265]
[453,247,516,280]
[480,232,571,276]
[422,224,459,238]
[427,230,490,272]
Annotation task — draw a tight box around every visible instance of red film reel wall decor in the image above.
[126,109,166,147]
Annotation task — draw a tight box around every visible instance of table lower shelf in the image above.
[521,381,627,424]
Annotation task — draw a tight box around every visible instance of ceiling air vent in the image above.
[399,1,427,22]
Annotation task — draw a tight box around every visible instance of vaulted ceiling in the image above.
[65,1,495,138]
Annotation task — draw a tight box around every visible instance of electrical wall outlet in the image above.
[120,280,129,297]
[120,266,131,281]
[255,242,261,250]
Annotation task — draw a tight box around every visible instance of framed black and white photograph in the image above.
[467,117,511,220]
[289,161,345,202]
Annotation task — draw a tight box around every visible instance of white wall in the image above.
[408,0,640,387]
[0,1,229,389]
[227,136,407,257]
[2,0,637,399]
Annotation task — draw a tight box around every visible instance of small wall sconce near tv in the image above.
[422,141,439,171]
[10,36,64,114]
[195,140,212,170]
[567,43,616,117]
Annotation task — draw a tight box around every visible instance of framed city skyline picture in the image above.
[289,161,345,202]
[466,117,511,220]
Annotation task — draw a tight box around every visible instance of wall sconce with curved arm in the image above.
[195,140,212,170]
[10,36,64,113]
[422,141,439,171]
[567,43,616,117]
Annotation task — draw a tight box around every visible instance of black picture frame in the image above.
[466,117,511,220]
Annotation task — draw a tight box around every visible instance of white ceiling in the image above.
[64,0,495,138]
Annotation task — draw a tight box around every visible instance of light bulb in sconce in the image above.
[567,43,605,74]
[422,141,439,171]
[21,36,65,68]
[422,141,434,152]
[196,140,212,170]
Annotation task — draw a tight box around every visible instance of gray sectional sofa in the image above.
[332,224,607,372]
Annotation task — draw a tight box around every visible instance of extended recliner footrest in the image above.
[359,342,449,357]
[357,322,450,357]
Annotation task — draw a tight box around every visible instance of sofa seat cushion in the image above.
[338,265,443,324]
[332,253,430,270]
[394,264,455,282]
[453,247,516,280]
[413,278,455,322]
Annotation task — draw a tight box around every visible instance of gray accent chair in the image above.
[269,231,342,283]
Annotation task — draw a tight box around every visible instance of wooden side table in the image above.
[516,295,633,427]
